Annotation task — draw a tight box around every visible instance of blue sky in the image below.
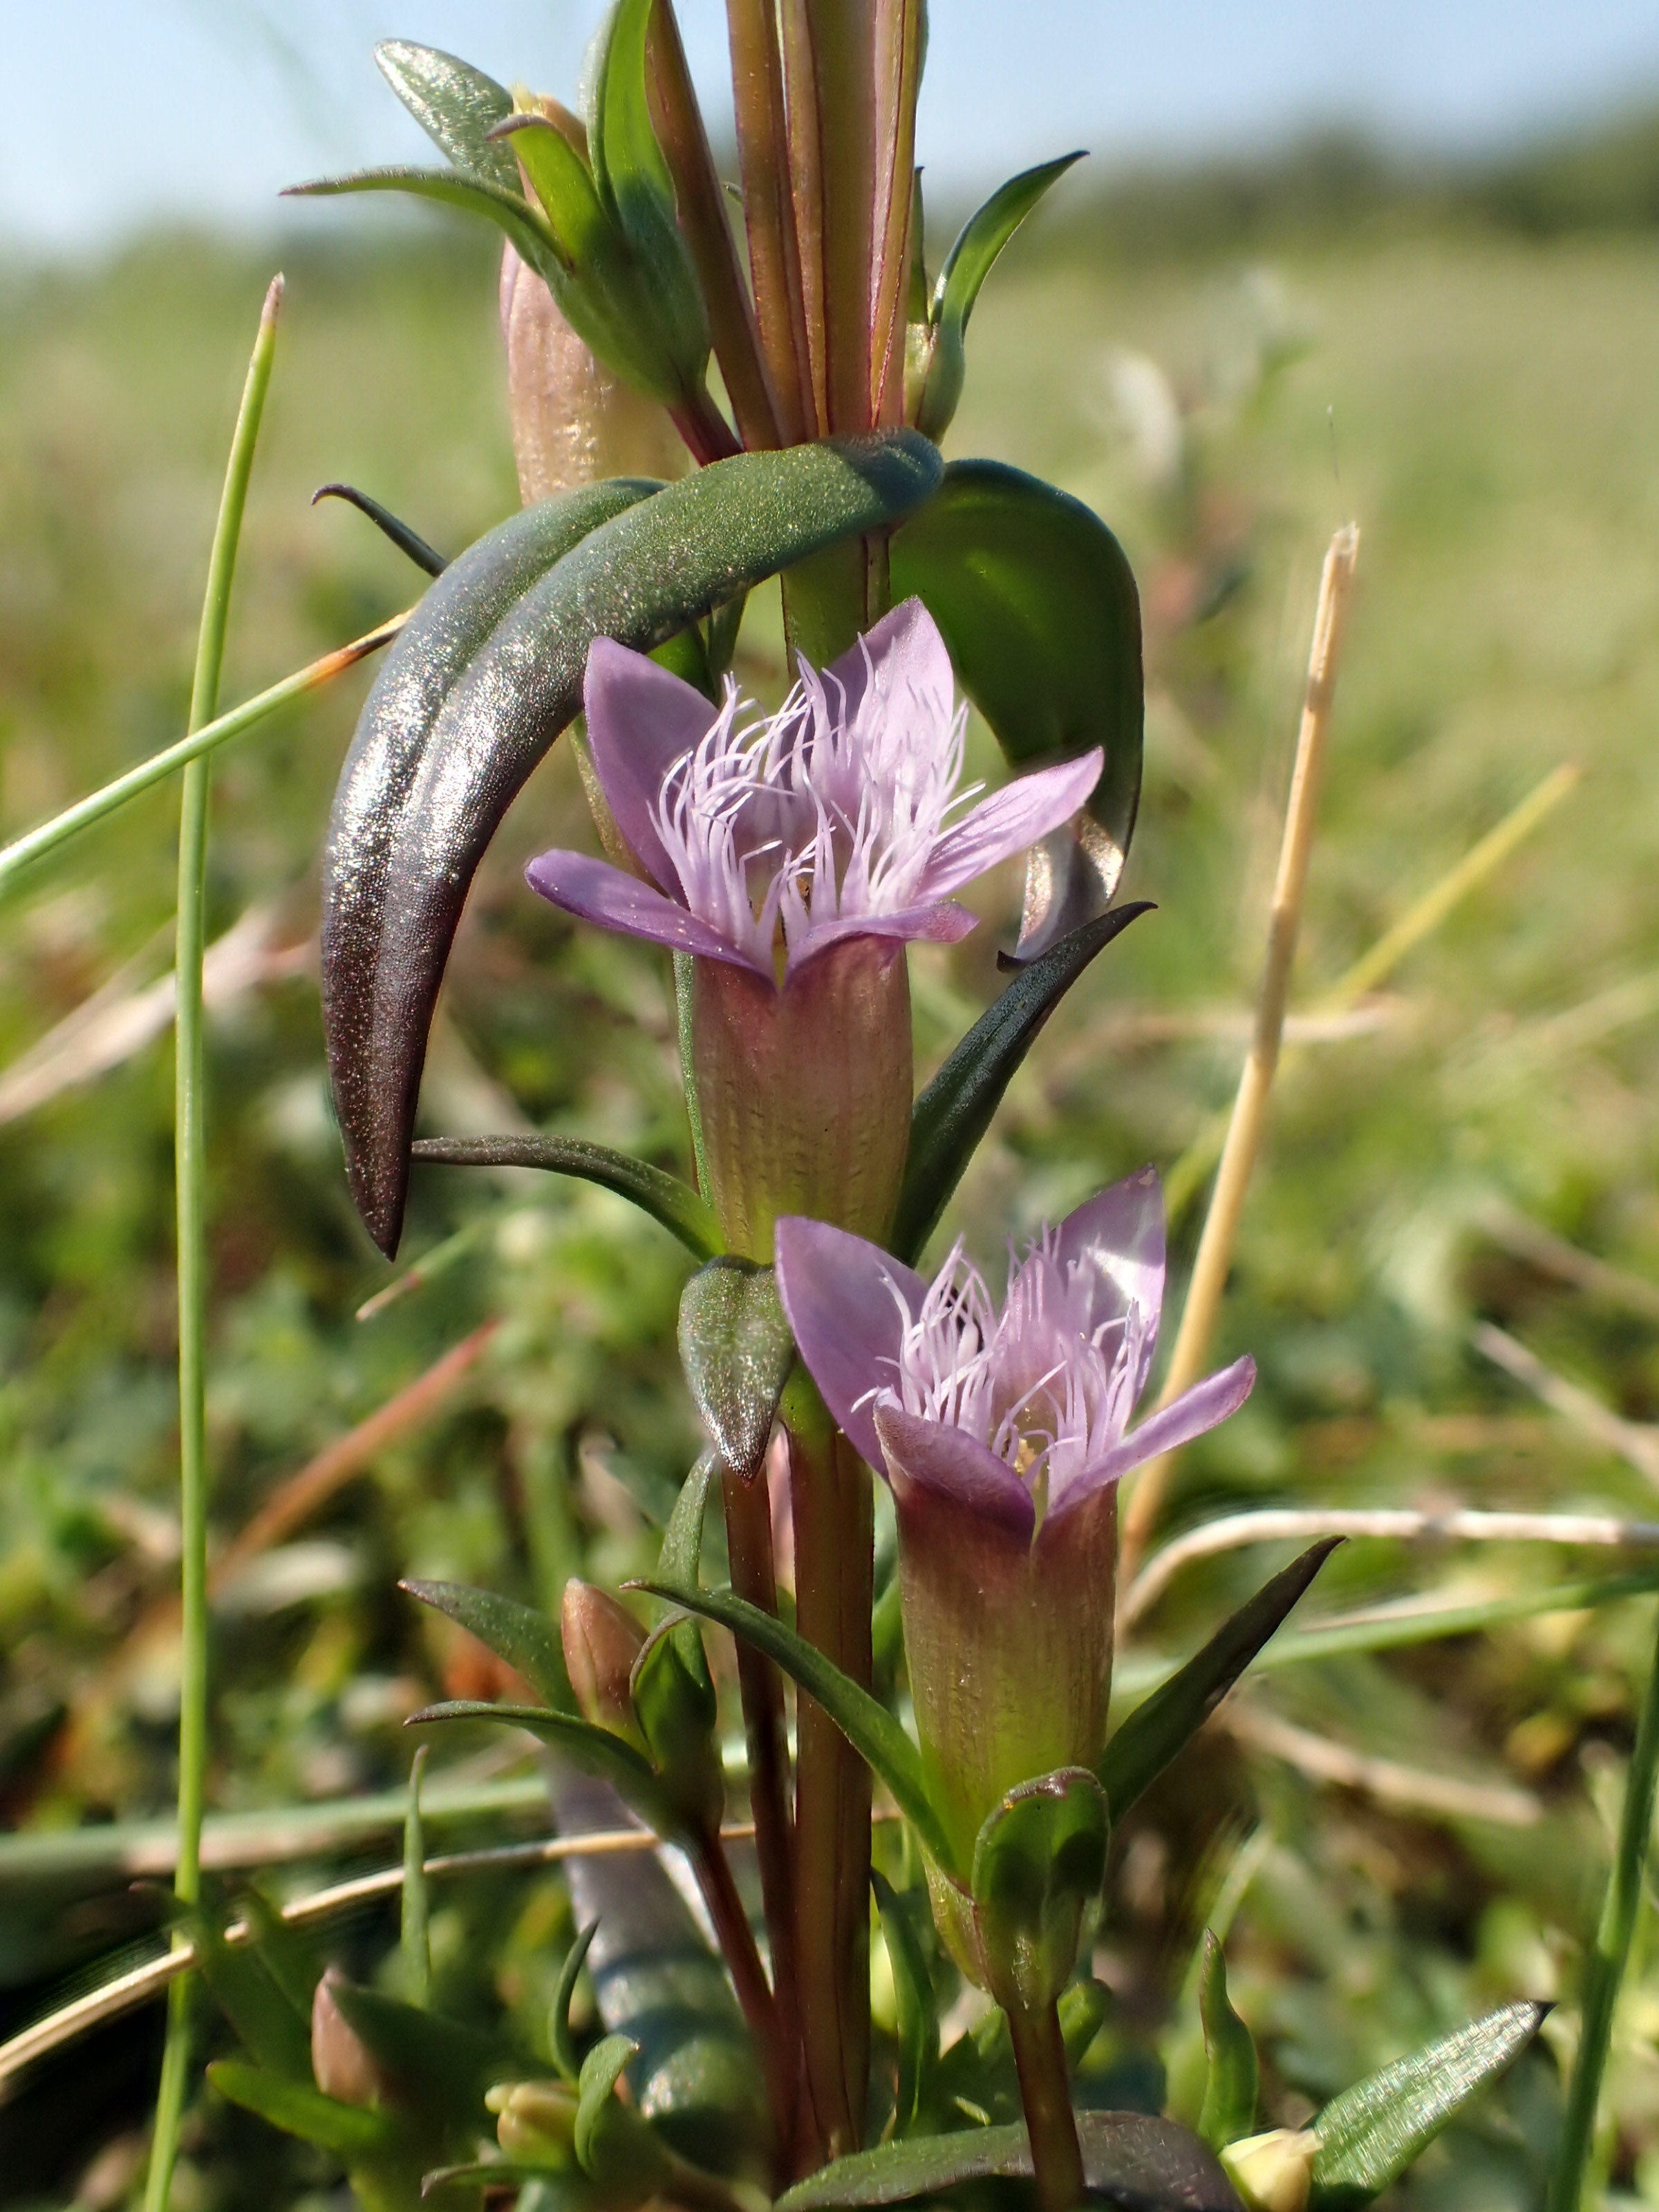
[7,1,1659,253]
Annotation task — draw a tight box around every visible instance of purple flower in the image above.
[775,1170,1255,1862]
[525,598,1100,982]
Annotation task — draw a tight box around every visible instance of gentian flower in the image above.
[775,1169,1255,1875]
[527,600,1100,1255]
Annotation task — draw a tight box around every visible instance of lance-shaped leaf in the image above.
[324,429,943,1255]
[915,154,1084,444]
[410,1698,684,1839]
[1100,1541,1340,1821]
[891,901,1153,1262]
[1197,1933,1259,2152]
[207,2061,396,2157]
[400,1577,572,1712]
[1309,2001,1546,2209]
[411,1134,721,1259]
[872,1871,939,2138]
[776,2112,1242,2211]
[892,460,1143,959]
[551,1921,601,2085]
[678,1261,795,1477]
[633,1579,956,1873]
[187,1898,313,2082]
[590,0,709,379]
[374,41,520,191]
[288,165,568,292]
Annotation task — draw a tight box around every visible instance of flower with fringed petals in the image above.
[527,599,1100,1255]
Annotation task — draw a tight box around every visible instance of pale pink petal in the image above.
[783,899,978,978]
[875,1402,1036,1535]
[583,637,722,895]
[917,749,1104,902]
[776,1216,927,1470]
[823,596,955,732]
[1054,1356,1257,1512]
[525,848,765,973]
[1053,1167,1166,1391]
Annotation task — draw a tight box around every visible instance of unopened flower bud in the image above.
[1221,2130,1319,2212]
[500,243,686,507]
[561,1580,647,1744]
[487,2077,581,2161]
[311,1967,387,2108]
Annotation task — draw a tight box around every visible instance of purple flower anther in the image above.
[525,598,1102,984]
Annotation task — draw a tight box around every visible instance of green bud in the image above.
[487,2077,581,2162]
[631,1620,724,1835]
[1221,2130,1319,2212]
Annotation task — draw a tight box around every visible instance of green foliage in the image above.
[676,1262,794,1477]
[1197,1933,1259,2150]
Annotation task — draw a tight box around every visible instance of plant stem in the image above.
[1119,524,1358,1588]
[1008,1998,1085,2212]
[722,1462,806,2156]
[0,608,403,894]
[786,1383,873,2159]
[693,1828,794,2153]
[144,274,283,2212]
[1548,1601,1659,2212]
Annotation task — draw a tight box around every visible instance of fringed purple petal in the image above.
[1053,1166,1167,1392]
[776,1216,926,1469]
[525,848,764,972]
[783,899,978,978]
[823,595,955,732]
[583,637,722,895]
[916,749,1104,901]
[1055,1354,1257,1512]
[875,1402,1037,1535]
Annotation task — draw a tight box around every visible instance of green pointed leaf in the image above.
[891,901,1152,1262]
[575,2033,638,2166]
[659,1451,718,1592]
[190,1903,313,2081]
[400,1578,572,1712]
[574,2031,673,2196]
[1058,1977,1111,2071]
[328,1978,518,2121]
[917,155,1084,442]
[872,1871,939,2137]
[207,2059,396,2155]
[410,1135,721,1260]
[324,429,943,1255]
[237,1887,324,2021]
[633,1580,956,1873]
[590,0,709,376]
[969,1768,1108,2012]
[677,1261,795,1477]
[1197,1933,1259,2151]
[411,1699,683,1837]
[892,460,1143,958]
[374,42,519,192]
[1100,1541,1340,1821]
[285,165,564,291]
[776,2112,1241,2211]
[551,1922,601,2085]
[403,1746,432,2008]
[1309,2001,1546,2208]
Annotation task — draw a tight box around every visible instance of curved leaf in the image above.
[871,1871,938,2138]
[1310,2002,1546,2208]
[632,1579,955,1873]
[1197,1933,1259,2152]
[892,901,1153,1262]
[324,429,943,1254]
[677,1261,795,1477]
[970,1768,1109,2012]
[776,2112,1241,2211]
[409,1699,683,1837]
[590,0,708,372]
[400,1577,572,1712]
[285,166,565,290]
[207,2059,396,2156]
[410,1134,721,1259]
[373,41,520,193]
[892,459,1143,958]
[551,1921,601,2084]
[1100,1542,1340,1821]
[916,155,1084,443]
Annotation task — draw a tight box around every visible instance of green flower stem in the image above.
[144,274,283,2212]
[1547,1600,1659,2212]
[784,1377,873,2160]
[721,1463,804,2159]
[0,606,403,895]
[1006,1998,1085,2212]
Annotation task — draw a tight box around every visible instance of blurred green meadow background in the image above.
[8,112,1659,2204]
